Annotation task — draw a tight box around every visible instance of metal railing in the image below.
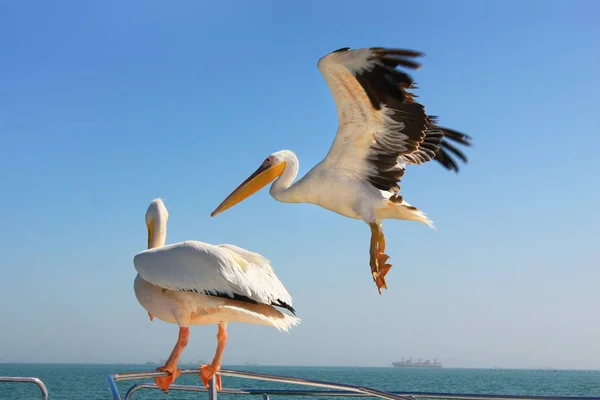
[106,368,600,400]
[0,376,49,400]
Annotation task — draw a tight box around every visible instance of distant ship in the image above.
[392,358,442,368]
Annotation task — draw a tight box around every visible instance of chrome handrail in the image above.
[108,368,412,400]
[0,376,49,400]
[106,368,600,400]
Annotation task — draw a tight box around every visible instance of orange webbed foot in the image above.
[200,364,222,391]
[368,223,392,294]
[371,252,392,294]
[154,366,181,393]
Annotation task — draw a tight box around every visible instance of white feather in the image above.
[316,49,405,180]
[134,240,293,308]
[216,244,271,265]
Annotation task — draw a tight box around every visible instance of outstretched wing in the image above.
[317,47,429,193]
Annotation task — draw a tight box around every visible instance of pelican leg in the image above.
[200,322,227,391]
[378,229,386,254]
[154,327,189,393]
[369,223,392,294]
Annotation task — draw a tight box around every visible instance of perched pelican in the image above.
[210,47,472,294]
[134,198,299,393]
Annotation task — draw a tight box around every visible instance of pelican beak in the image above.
[211,161,286,217]
[147,218,154,249]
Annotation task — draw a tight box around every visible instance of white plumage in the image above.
[133,198,298,393]
[134,240,294,311]
[211,46,472,294]
[318,49,414,173]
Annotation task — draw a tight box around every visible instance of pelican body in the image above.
[134,198,299,393]
[211,47,472,294]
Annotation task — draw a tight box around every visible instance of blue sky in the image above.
[1,0,599,369]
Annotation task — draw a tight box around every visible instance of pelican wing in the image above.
[317,47,472,193]
[215,244,271,265]
[317,47,428,193]
[134,240,295,313]
[402,116,473,172]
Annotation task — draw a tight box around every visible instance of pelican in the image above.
[134,198,299,393]
[210,46,472,294]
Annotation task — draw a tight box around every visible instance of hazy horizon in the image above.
[2,0,599,372]
[4,361,597,371]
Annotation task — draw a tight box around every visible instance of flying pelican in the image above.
[134,198,299,393]
[210,46,472,294]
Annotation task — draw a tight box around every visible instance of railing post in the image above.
[0,377,49,400]
[208,375,218,400]
[106,374,121,400]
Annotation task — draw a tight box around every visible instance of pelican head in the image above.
[211,151,289,217]
[145,198,169,249]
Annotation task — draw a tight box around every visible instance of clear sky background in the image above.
[1,0,599,369]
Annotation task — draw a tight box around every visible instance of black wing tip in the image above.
[371,47,425,58]
[422,118,473,172]
[440,127,473,147]
[186,289,298,315]
[329,46,424,56]
[372,47,424,70]
[428,116,473,145]
[274,299,296,315]
[332,47,350,53]
[327,46,424,70]
[435,134,472,172]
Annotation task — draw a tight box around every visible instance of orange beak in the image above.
[211,161,286,217]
